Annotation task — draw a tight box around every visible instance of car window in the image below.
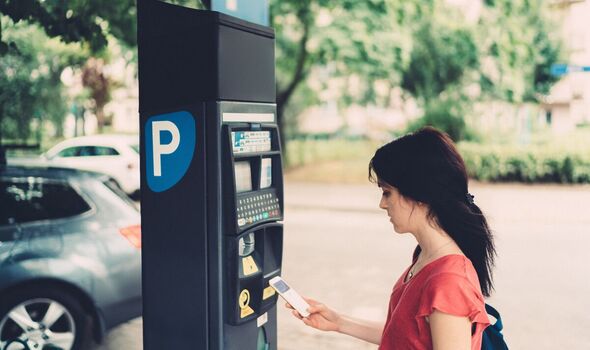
[94,146,120,156]
[57,147,80,157]
[77,146,96,156]
[130,144,140,153]
[0,178,92,227]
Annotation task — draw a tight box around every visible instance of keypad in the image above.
[237,191,281,227]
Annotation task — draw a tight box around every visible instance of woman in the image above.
[287,127,496,350]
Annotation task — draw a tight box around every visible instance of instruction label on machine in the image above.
[242,256,259,276]
[232,131,271,154]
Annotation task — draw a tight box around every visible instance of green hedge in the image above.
[458,143,590,184]
[285,139,381,168]
[284,138,590,184]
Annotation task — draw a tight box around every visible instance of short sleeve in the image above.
[416,273,490,325]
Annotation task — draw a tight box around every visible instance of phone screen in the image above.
[272,279,290,293]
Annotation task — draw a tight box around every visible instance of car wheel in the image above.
[0,287,92,350]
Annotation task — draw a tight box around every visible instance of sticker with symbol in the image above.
[239,289,255,318]
[242,256,259,276]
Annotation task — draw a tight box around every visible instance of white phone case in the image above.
[269,276,311,317]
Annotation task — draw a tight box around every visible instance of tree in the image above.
[0,18,87,142]
[0,0,133,141]
[0,0,142,139]
[387,1,480,140]
[81,57,112,132]
[0,0,137,54]
[477,0,563,103]
[401,22,479,105]
[399,0,563,140]
[271,0,407,149]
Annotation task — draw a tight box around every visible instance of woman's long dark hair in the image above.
[369,127,496,297]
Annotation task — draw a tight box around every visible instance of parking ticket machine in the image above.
[138,1,282,349]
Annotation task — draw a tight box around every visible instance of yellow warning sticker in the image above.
[242,256,259,276]
[241,305,255,318]
[263,286,276,300]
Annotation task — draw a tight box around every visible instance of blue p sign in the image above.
[145,111,196,192]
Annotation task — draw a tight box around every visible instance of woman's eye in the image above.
[382,191,390,197]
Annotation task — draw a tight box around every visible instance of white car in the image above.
[42,134,140,196]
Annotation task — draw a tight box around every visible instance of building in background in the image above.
[541,0,590,133]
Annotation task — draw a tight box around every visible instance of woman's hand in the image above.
[286,297,342,332]
[286,297,385,345]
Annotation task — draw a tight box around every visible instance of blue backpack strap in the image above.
[485,303,503,331]
[482,303,509,350]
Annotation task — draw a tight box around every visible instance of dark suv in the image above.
[0,165,142,350]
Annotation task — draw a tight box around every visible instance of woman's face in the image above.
[378,182,418,234]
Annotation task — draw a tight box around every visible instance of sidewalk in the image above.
[279,181,590,350]
[95,181,590,349]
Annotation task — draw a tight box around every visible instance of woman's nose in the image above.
[379,197,388,210]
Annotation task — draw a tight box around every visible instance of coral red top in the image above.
[379,254,490,350]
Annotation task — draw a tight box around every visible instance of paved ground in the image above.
[93,181,590,349]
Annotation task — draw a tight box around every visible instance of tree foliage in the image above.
[477,0,563,102]
[401,23,479,105]
[0,0,136,54]
[271,0,407,146]
[0,0,142,140]
[0,18,88,141]
[0,0,564,145]
[399,0,563,140]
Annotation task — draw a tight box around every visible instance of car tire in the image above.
[0,286,93,350]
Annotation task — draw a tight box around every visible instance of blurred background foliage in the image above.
[1,0,586,183]
[0,17,88,141]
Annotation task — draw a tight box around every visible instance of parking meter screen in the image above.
[234,162,252,193]
[260,158,272,189]
[232,131,271,154]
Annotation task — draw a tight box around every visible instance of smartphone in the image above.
[269,276,311,318]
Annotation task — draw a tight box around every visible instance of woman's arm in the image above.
[287,298,384,345]
[335,314,384,345]
[428,310,471,350]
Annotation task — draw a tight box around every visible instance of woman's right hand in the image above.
[286,297,342,332]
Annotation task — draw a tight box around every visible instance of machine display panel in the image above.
[260,158,272,189]
[234,161,253,193]
[232,131,271,154]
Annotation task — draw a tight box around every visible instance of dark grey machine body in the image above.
[138,1,283,349]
